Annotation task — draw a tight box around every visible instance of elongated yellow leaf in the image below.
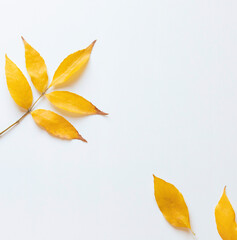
[5,55,33,109]
[31,109,86,141]
[49,41,96,88]
[153,175,192,231]
[22,37,48,92]
[46,91,107,116]
[215,187,237,240]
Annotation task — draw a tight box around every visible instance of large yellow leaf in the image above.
[22,37,48,93]
[5,55,33,109]
[49,41,96,88]
[153,175,192,231]
[46,91,107,116]
[31,109,86,141]
[215,187,237,240]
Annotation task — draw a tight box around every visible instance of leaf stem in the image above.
[29,90,47,111]
[0,89,48,136]
[191,230,197,239]
[0,110,30,136]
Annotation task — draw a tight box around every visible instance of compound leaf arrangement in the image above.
[1,38,107,141]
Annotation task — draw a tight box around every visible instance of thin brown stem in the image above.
[29,91,46,111]
[0,110,29,136]
[0,88,49,136]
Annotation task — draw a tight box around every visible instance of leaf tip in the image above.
[223,186,227,195]
[88,40,97,52]
[78,135,87,143]
[92,39,97,46]
[75,130,87,142]
[21,36,29,46]
[5,54,11,63]
[95,107,108,116]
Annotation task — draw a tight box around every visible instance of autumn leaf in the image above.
[153,175,193,233]
[5,55,33,109]
[31,109,86,141]
[215,187,237,240]
[46,91,108,115]
[22,37,48,93]
[49,40,96,88]
[1,38,106,141]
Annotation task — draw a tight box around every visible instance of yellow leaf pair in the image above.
[5,37,107,141]
[154,176,237,239]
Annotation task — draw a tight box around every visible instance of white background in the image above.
[0,0,236,239]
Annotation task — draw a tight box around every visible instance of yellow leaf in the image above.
[49,41,96,88]
[46,91,107,116]
[5,55,33,109]
[31,109,87,141]
[153,175,192,231]
[215,187,237,240]
[22,37,48,93]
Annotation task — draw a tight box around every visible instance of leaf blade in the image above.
[153,175,192,231]
[49,40,96,88]
[31,109,86,141]
[46,91,107,116]
[215,187,237,240]
[5,55,33,109]
[22,37,48,93]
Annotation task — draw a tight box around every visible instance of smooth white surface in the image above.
[0,0,236,239]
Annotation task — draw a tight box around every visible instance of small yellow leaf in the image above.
[5,55,33,109]
[215,187,237,240]
[22,37,48,93]
[31,109,86,141]
[49,40,96,88]
[46,91,107,116]
[153,175,192,231]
